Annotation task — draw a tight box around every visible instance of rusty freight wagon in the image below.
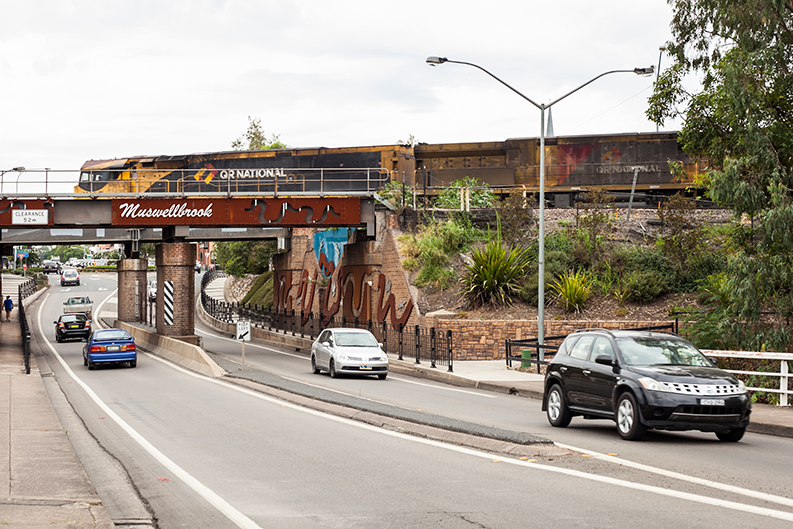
[413,131,700,206]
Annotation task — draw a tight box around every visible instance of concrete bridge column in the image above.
[117,258,148,322]
[155,242,197,342]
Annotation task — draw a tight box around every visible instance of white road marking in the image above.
[195,327,305,359]
[146,353,793,523]
[388,375,496,398]
[37,294,262,529]
[555,442,793,509]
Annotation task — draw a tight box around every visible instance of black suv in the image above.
[542,329,751,441]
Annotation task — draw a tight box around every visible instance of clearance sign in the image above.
[110,197,364,227]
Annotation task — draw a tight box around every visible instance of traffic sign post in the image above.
[236,321,251,371]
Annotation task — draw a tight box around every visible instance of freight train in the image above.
[77,131,698,205]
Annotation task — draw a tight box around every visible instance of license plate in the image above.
[359,365,372,370]
[106,345,120,352]
[701,399,725,406]
[69,325,79,329]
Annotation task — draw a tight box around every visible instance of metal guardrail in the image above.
[1,167,390,199]
[703,350,793,407]
[200,271,453,372]
[18,278,36,375]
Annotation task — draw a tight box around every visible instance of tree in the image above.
[648,1,793,351]
[231,116,288,151]
[215,241,278,277]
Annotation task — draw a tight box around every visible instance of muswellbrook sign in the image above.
[0,198,368,229]
[109,198,364,227]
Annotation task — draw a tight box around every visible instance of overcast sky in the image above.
[1,0,680,178]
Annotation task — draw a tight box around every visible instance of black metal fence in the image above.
[18,278,36,375]
[505,323,678,374]
[201,270,453,371]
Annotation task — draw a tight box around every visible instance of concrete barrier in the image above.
[195,295,313,354]
[114,320,226,378]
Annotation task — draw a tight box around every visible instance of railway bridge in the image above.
[0,194,378,342]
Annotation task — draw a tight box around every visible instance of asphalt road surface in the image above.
[27,273,793,528]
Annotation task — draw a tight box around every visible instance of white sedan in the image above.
[311,328,388,380]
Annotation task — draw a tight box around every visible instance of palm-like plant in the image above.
[549,270,594,313]
[462,240,532,307]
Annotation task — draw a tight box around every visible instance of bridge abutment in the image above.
[117,258,148,322]
[155,242,198,343]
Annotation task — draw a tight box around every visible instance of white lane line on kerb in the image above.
[37,295,262,529]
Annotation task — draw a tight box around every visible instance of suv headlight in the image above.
[737,379,747,394]
[638,376,673,393]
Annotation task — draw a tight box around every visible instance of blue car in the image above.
[83,329,137,370]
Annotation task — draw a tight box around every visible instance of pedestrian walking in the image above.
[4,296,12,322]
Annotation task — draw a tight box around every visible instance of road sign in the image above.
[12,209,48,225]
[236,321,251,342]
[17,251,28,259]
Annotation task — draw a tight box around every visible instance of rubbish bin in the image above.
[521,348,533,370]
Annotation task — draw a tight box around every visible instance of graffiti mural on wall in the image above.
[274,229,414,328]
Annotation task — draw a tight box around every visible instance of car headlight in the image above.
[336,353,349,361]
[638,376,673,393]
[737,379,747,393]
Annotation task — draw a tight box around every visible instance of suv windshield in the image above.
[617,337,712,367]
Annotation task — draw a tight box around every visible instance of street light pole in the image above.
[0,166,26,197]
[426,57,654,351]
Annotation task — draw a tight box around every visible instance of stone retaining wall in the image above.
[433,319,674,361]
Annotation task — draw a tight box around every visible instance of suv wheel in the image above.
[546,384,572,427]
[616,392,646,441]
[716,427,745,442]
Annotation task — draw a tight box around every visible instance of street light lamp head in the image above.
[426,56,448,66]
[633,66,655,77]
[12,166,25,172]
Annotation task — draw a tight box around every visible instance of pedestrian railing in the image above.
[18,278,36,375]
[200,275,453,371]
[505,323,678,374]
[703,350,793,407]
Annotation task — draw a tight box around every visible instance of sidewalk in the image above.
[0,313,113,527]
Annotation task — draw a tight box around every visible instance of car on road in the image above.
[54,314,91,342]
[311,328,388,379]
[63,296,93,318]
[542,329,751,442]
[83,329,137,370]
[148,280,157,302]
[42,261,61,274]
[60,268,80,286]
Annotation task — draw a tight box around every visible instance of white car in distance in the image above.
[311,328,388,380]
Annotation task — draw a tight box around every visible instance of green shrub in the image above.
[435,176,495,209]
[415,266,456,290]
[377,180,414,210]
[548,270,594,312]
[518,251,571,306]
[398,215,482,290]
[241,272,273,307]
[462,240,532,307]
[626,271,668,302]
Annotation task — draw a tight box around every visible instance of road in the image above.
[26,273,793,528]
